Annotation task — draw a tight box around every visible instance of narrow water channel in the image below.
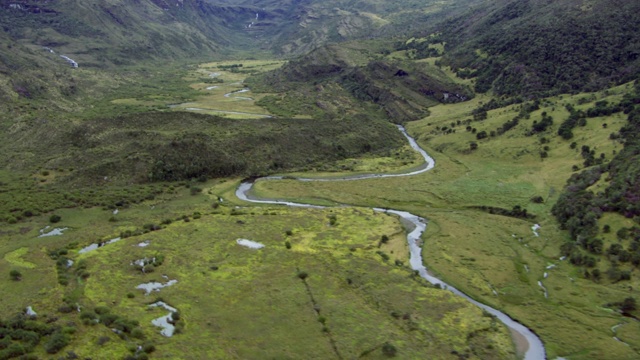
[235,125,546,360]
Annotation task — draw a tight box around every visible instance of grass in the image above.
[248,82,640,359]
[0,179,514,359]
[161,60,286,119]
[1,48,637,358]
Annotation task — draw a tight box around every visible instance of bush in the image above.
[49,214,61,223]
[142,342,156,353]
[44,331,69,354]
[96,336,110,346]
[530,195,544,203]
[9,269,22,281]
[620,297,637,313]
[94,306,111,315]
[382,342,397,357]
[297,271,308,280]
[131,327,145,339]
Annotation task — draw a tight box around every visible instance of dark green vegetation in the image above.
[0,110,402,222]
[249,42,473,123]
[438,0,640,96]
[9,111,402,185]
[3,0,640,359]
[553,82,640,282]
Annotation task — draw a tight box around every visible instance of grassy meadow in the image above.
[1,52,638,359]
[0,180,515,359]
[249,82,640,359]
[0,47,519,355]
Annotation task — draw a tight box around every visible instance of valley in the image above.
[1,1,640,359]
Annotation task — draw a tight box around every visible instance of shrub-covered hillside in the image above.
[438,0,640,97]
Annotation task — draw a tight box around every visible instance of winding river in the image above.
[236,125,546,360]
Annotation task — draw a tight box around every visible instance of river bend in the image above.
[236,125,546,360]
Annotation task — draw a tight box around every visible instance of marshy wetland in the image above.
[1,59,639,360]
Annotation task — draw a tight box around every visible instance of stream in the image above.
[235,125,546,360]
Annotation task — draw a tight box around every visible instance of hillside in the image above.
[437,0,640,96]
[247,41,474,123]
[2,0,640,359]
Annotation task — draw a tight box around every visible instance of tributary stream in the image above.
[236,125,546,360]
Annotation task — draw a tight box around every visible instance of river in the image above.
[235,125,546,360]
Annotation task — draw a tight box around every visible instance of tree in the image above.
[9,269,22,281]
[620,297,636,313]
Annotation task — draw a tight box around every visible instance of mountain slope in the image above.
[248,42,473,123]
[438,0,640,96]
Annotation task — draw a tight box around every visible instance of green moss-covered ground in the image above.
[0,179,515,359]
[250,82,640,359]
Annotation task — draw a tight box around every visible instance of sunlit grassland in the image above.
[78,206,513,359]
[166,60,286,119]
[279,144,424,178]
[247,83,640,359]
[0,178,514,359]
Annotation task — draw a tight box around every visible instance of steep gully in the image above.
[236,125,546,359]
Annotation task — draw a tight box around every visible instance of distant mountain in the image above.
[259,0,640,99]
[0,0,264,67]
[3,0,639,104]
[0,0,468,67]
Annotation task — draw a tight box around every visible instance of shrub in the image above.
[49,214,62,223]
[142,342,156,353]
[530,195,544,203]
[9,269,22,281]
[297,271,308,280]
[376,251,390,262]
[44,331,69,354]
[94,306,111,315]
[620,297,636,313]
[131,327,145,339]
[57,305,74,314]
[382,342,397,357]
